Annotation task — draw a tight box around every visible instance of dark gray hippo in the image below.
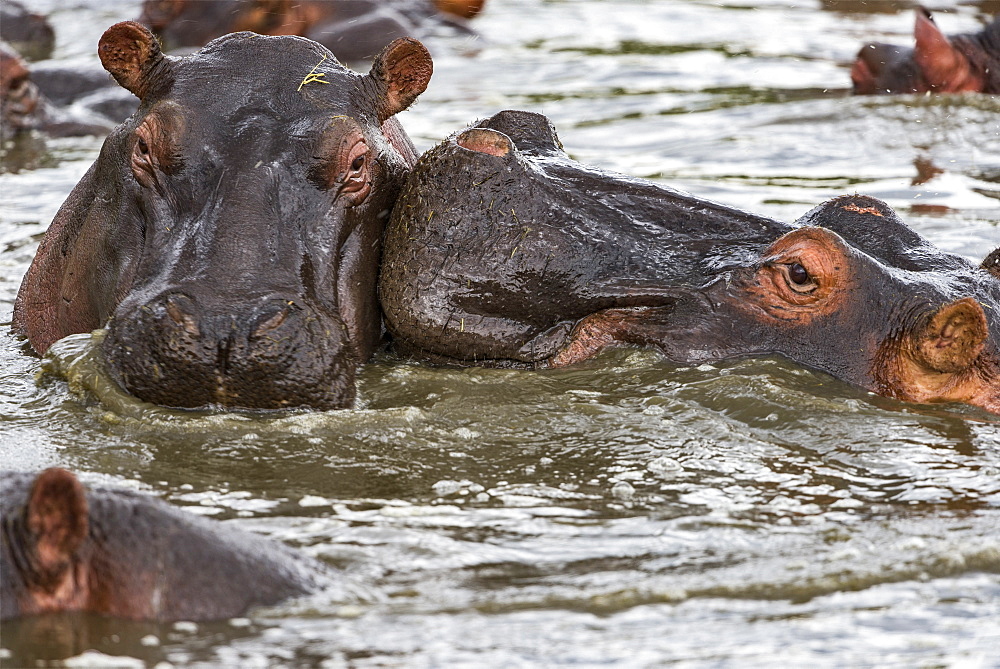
[379,110,1000,414]
[1,468,324,621]
[13,22,432,410]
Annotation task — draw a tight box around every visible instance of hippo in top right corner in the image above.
[379,110,1000,415]
[851,8,1000,94]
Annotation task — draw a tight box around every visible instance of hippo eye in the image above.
[131,125,160,189]
[335,139,372,204]
[309,127,372,203]
[781,262,818,293]
[9,76,29,95]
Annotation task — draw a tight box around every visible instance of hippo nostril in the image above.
[251,303,295,338]
[164,294,200,337]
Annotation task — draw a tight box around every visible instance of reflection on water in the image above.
[1,0,999,666]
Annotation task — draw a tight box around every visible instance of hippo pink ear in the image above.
[909,298,988,374]
[368,37,433,123]
[99,21,170,99]
[912,9,981,92]
[456,128,514,157]
[25,468,89,582]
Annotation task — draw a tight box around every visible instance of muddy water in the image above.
[2,0,999,666]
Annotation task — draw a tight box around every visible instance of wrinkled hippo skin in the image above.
[140,0,485,61]
[0,468,323,621]
[0,1,55,62]
[13,22,432,410]
[1,43,115,143]
[852,9,1000,94]
[380,110,1000,414]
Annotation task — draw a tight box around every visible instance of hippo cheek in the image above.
[102,295,356,411]
[874,298,1000,413]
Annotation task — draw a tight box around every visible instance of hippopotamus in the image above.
[140,0,486,61]
[1,42,42,140]
[851,9,1000,94]
[12,22,432,410]
[983,248,1000,280]
[1,43,118,142]
[379,110,1000,414]
[0,1,55,62]
[0,468,324,621]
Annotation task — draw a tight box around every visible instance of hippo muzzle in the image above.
[104,289,355,409]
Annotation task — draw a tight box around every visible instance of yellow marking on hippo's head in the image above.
[297,54,330,91]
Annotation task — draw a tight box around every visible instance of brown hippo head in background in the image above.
[851,8,1000,94]
[13,22,432,410]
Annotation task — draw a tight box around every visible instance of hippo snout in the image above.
[102,291,356,410]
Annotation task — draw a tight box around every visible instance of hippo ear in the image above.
[980,248,1000,280]
[912,9,979,91]
[434,0,487,20]
[368,38,433,123]
[456,128,515,157]
[479,110,563,155]
[909,298,988,374]
[99,21,170,99]
[25,468,89,583]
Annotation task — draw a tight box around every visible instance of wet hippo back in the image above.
[141,0,486,61]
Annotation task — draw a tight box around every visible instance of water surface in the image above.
[1,1,998,667]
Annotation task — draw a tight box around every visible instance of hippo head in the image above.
[0,468,319,620]
[382,110,1000,415]
[772,197,1000,412]
[656,195,1000,413]
[851,9,998,94]
[13,22,432,410]
[0,43,41,138]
